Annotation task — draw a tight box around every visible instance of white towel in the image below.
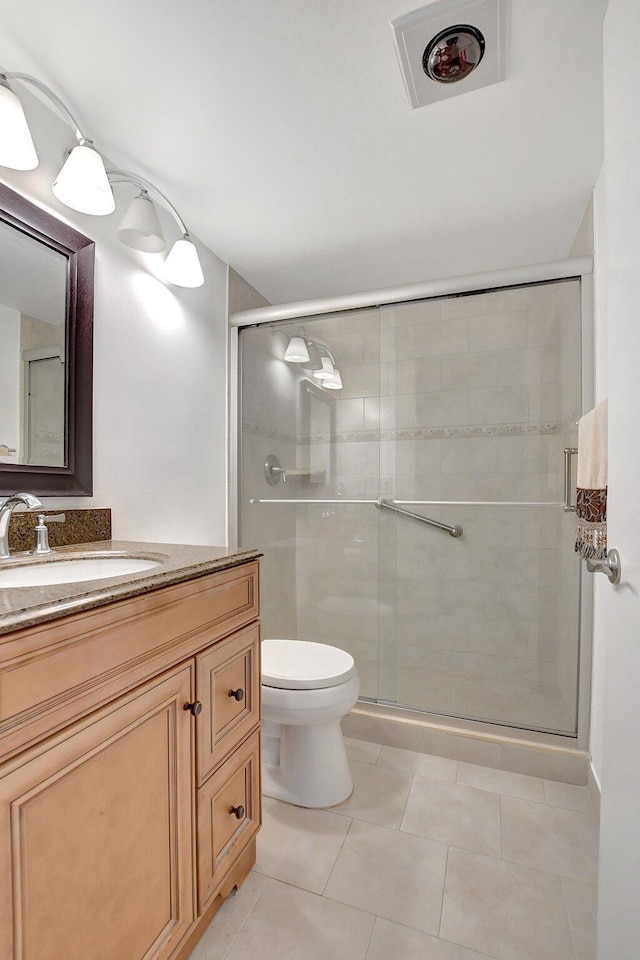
[575,399,608,560]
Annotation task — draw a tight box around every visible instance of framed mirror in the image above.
[0,181,94,496]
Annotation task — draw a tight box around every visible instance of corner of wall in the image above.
[228,268,270,316]
[227,269,272,548]
[570,194,595,259]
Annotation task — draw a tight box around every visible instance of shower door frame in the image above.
[229,256,595,753]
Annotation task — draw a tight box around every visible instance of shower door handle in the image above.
[563,448,578,513]
[376,499,463,537]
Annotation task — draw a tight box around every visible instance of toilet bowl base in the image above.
[261,718,353,808]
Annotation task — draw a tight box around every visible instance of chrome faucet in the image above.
[0,492,44,560]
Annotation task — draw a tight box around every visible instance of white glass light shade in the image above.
[52,144,115,215]
[323,369,343,390]
[0,81,38,170]
[117,192,166,252]
[164,235,205,287]
[284,336,310,363]
[313,356,336,380]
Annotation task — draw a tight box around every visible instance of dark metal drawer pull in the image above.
[230,804,245,820]
[228,688,245,702]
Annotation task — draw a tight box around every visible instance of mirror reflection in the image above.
[0,218,67,467]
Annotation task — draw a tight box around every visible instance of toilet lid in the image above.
[262,639,356,690]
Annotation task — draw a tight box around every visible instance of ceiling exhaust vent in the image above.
[391,0,510,109]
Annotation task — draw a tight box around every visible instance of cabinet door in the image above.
[197,730,261,911]
[196,622,260,783]
[0,666,194,960]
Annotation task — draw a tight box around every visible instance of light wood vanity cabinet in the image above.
[0,558,261,960]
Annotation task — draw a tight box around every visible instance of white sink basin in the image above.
[0,556,162,588]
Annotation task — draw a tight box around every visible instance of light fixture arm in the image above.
[0,69,90,145]
[309,339,337,367]
[107,169,190,236]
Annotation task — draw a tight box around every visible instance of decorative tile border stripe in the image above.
[301,422,562,444]
[242,420,298,443]
[243,418,574,444]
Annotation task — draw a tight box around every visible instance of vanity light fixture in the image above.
[311,347,343,391]
[52,143,115,216]
[109,170,204,286]
[117,189,166,253]
[283,335,311,363]
[0,76,38,169]
[313,356,337,380]
[282,334,343,389]
[323,369,343,390]
[0,67,205,286]
[163,235,205,288]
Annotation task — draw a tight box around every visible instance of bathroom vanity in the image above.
[0,541,261,960]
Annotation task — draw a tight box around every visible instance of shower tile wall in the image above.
[293,281,582,734]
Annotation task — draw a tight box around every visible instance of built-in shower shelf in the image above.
[287,469,326,482]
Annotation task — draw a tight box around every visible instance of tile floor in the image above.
[188,738,598,960]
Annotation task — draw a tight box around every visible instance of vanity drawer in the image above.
[196,729,261,911]
[196,622,260,783]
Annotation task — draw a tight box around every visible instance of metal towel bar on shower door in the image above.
[375,498,463,537]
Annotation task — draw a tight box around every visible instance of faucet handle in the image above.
[44,513,66,524]
[30,513,65,556]
[264,455,288,486]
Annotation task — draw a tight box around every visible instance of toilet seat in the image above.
[262,639,356,690]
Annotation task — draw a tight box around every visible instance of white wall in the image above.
[596,1,640,957]
[0,84,229,545]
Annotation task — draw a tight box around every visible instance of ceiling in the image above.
[2,0,607,305]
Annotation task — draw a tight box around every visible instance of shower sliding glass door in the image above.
[238,278,583,736]
[239,310,384,701]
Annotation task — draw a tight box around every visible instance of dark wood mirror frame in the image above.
[0,181,94,497]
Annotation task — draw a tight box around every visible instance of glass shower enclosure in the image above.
[238,279,584,736]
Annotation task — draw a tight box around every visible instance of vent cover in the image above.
[391,0,510,109]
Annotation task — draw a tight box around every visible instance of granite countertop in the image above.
[0,540,261,637]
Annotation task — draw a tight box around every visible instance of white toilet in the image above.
[261,639,360,808]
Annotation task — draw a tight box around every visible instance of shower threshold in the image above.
[343,700,590,787]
